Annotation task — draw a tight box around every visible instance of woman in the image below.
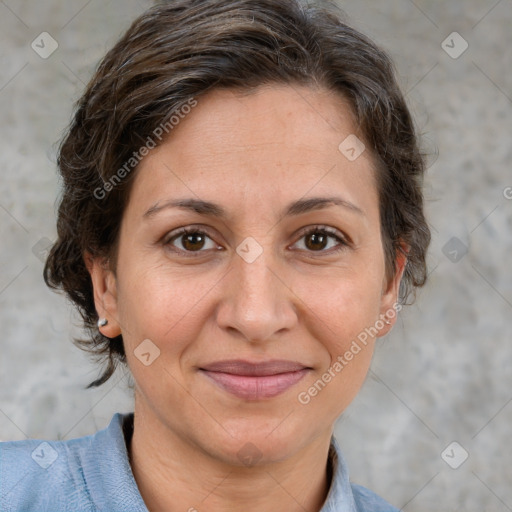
[0,0,430,510]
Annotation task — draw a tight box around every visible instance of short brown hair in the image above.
[44,0,431,388]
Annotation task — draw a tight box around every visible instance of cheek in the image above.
[115,259,221,353]
[297,275,381,415]
[116,269,213,401]
[294,267,384,351]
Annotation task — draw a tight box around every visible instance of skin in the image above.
[86,84,406,512]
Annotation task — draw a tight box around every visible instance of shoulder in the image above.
[0,413,133,512]
[351,483,400,512]
[0,432,96,511]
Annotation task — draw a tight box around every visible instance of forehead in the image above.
[126,84,379,223]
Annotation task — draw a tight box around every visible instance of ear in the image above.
[377,242,408,337]
[84,251,122,338]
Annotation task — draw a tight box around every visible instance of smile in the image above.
[199,359,311,400]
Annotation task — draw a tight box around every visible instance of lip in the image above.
[199,359,311,400]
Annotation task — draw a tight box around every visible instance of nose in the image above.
[215,241,297,343]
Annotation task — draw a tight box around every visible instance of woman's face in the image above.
[90,84,404,464]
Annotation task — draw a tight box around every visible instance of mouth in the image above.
[199,359,312,400]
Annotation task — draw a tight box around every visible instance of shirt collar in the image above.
[85,412,148,511]
[87,413,357,512]
[319,435,357,511]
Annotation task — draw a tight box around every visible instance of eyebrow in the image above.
[143,196,365,220]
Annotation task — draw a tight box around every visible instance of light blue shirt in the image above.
[0,413,399,511]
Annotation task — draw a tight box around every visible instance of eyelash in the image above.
[163,225,349,257]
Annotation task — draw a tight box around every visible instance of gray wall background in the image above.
[1,1,511,510]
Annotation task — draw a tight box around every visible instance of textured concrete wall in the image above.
[0,1,511,510]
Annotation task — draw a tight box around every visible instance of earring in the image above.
[97,318,108,328]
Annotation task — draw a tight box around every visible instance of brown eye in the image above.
[305,231,329,251]
[165,228,218,254]
[293,226,348,254]
[180,231,206,251]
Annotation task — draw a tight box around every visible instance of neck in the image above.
[128,407,334,512]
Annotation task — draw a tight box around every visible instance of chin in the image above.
[205,417,315,466]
